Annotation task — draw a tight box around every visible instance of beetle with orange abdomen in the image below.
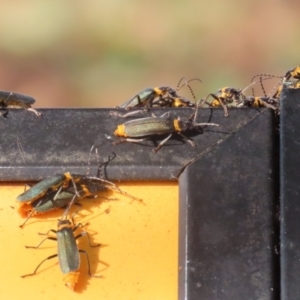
[21,213,101,291]
[112,104,218,153]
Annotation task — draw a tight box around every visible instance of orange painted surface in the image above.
[0,182,178,299]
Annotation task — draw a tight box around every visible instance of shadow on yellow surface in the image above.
[0,182,178,299]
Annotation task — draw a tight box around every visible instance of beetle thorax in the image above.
[175,117,191,132]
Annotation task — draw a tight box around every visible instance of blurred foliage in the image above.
[0,0,299,107]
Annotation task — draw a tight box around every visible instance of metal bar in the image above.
[179,109,279,300]
[0,107,266,181]
[280,88,300,300]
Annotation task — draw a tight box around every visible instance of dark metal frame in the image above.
[280,88,300,300]
[0,100,286,299]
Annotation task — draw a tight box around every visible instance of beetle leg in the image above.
[110,110,146,118]
[153,133,173,153]
[21,254,58,278]
[79,250,102,278]
[113,138,147,145]
[159,111,171,118]
[177,132,195,147]
[75,231,101,248]
[0,108,8,118]
[25,236,57,249]
[27,107,42,117]
[38,229,57,237]
[19,207,37,228]
[205,94,229,117]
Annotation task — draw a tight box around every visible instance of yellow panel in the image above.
[0,182,178,299]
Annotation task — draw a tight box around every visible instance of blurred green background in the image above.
[0,0,299,107]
